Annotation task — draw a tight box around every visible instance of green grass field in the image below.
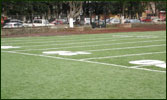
[1,31,166,99]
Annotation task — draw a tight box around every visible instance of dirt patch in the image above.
[1,23,166,38]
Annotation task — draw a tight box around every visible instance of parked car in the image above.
[33,19,54,27]
[91,20,106,28]
[10,19,23,24]
[140,17,152,22]
[33,19,48,26]
[1,16,8,27]
[123,19,131,23]
[152,18,161,22]
[1,17,10,27]
[51,18,68,25]
[51,20,63,24]
[3,22,24,28]
[129,19,140,23]
[110,18,120,24]
[106,18,113,24]
[84,18,91,24]
[23,22,33,27]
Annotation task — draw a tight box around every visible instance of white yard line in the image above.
[81,51,166,60]
[2,34,113,42]
[20,37,161,47]
[2,37,114,44]
[2,32,164,43]
[80,60,166,73]
[112,35,159,38]
[12,39,165,52]
[2,35,161,45]
[130,65,148,68]
[1,50,166,73]
[85,44,166,52]
[3,36,136,45]
[2,35,125,43]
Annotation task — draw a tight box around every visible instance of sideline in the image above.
[2,35,160,45]
[21,37,161,47]
[2,32,163,43]
[12,39,165,51]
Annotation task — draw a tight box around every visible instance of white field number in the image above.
[43,51,91,56]
[1,46,20,49]
[129,60,166,68]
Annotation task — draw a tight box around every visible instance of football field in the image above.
[1,31,166,99]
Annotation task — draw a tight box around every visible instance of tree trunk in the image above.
[121,16,124,24]
[68,1,83,28]
[69,17,74,28]
[98,15,100,26]
[155,2,159,16]
[104,15,106,27]
[48,6,51,20]
[22,16,26,22]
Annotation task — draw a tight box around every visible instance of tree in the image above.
[120,1,146,19]
[68,1,83,28]
[155,1,166,16]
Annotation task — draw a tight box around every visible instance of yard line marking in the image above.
[85,44,166,52]
[2,31,165,43]
[2,37,111,43]
[2,35,161,45]
[1,36,128,44]
[2,35,130,43]
[2,50,166,73]
[81,51,166,60]
[12,39,165,52]
[1,37,112,43]
[112,34,165,37]
[20,37,161,47]
[112,35,159,38]
[2,36,160,46]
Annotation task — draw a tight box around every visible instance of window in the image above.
[44,20,49,24]
[14,24,20,26]
[114,20,118,22]
[33,20,42,23]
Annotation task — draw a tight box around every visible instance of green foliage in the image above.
[155,1,166,11]
[1,1,166,19]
